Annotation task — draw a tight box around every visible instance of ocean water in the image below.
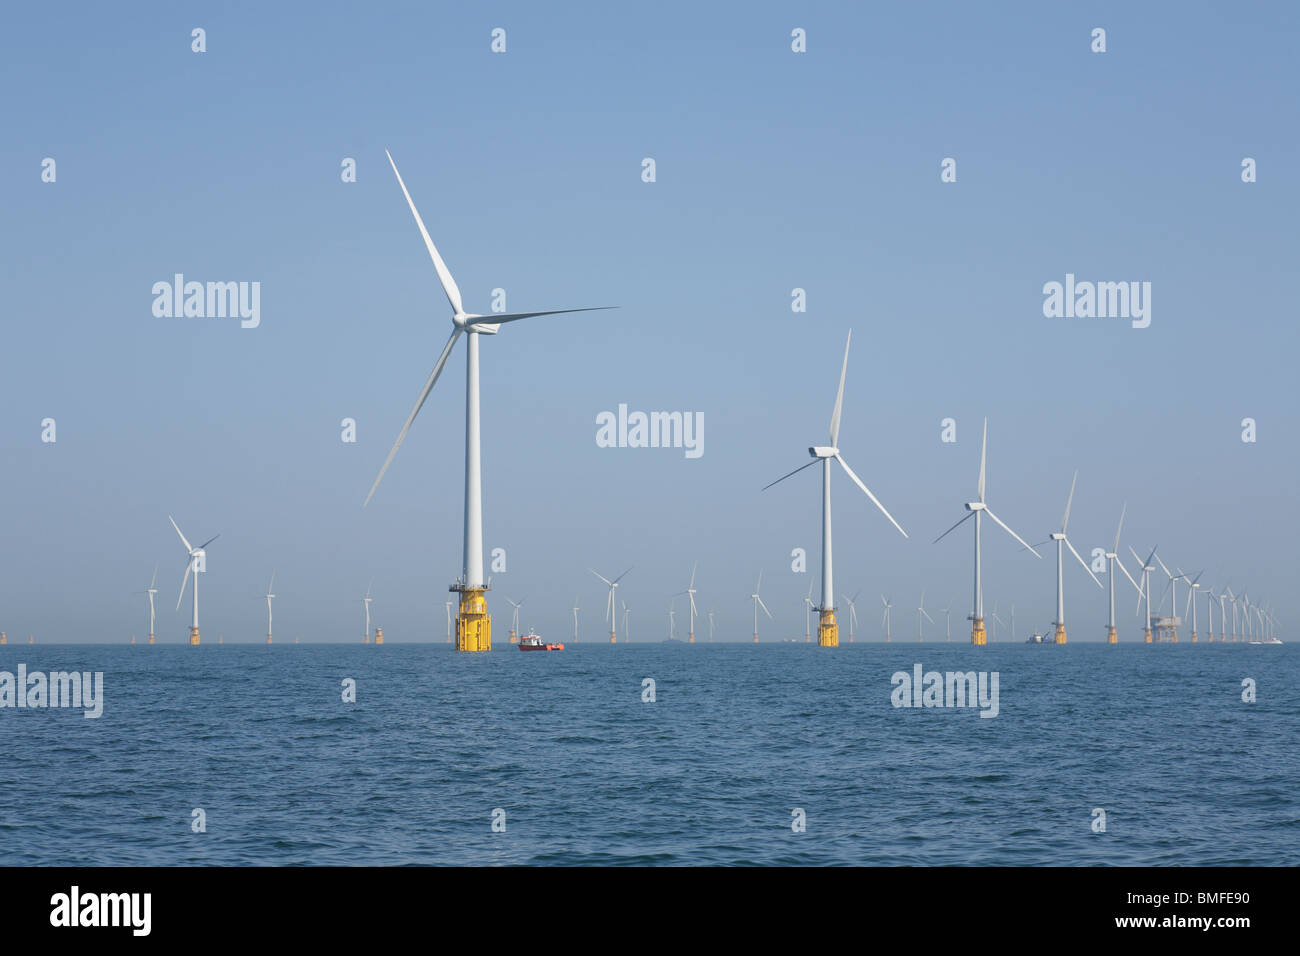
[1,642,1295,866]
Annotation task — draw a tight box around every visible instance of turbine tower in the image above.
[839,589,861,642]
[571,597,580,644]
[803,580,814,643]
[934,419,1041,644]
[1046,471,1103,644]
[750,570,772,642]
[591,567,632,642]
[362,582,373,644]
[1183,572,1204,642]
[265,570,276,645]
[141,565,158,645]
[1104,503,1142,643]
[881,595,894,643]
[762,331,908,647]
[942,604,952,642]
[707,610,715,642]
[1203,586,1217,642]
[364,151,614,652]
[444,600,453,643]
[668,600,676,641]
[622,601,630,643]
[915,591,934,642]
[1153,555,1182,642]
[170,516,218,646]
[1129,546,1159,643]
[675,562,699,642]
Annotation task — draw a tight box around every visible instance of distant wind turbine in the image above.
[170,515,218,646]
[750,570,772,642]
[881,595,894,643]
[591,567,632,643]
[915,591,934,642]
[265,570,276,645]
[1103,503,1142,643]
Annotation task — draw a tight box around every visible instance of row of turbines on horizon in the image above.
[58,153,1278,651]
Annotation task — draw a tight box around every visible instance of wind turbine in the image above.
[170,515,218,646]
[707,610,715,642]
[934,419,1041,644]
[591,567,632,643]
[1129,546,1159,643]
[362,581,373,644]
[839,589,861,642]
[571,597,580,644]
[444,600,453,643]
[668,600,677,641]
[750,571,772,642]
[990,603,1006,643]
[265,570,276,645]
[622,601,630,643]
[505,596,525,643]
[915,591,934,642]
[803,580,814,643]
[1045,471,1103,644]
[881,595,894,643]
[363,151,614,653]
[1010,603,1016,643]
[675,562,699,642]
[139,565,158,645]
[1153,554,1183,641]
[1103,503,1142,643]
[1182,571,1204,642]
[942,604,952,642]
[763,331,908,647]
[1224,586,1239,642]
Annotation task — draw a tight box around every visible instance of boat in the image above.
[1248,638,1283,645]
[518,628,564,651]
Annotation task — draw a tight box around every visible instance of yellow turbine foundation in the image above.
[1106,626,1117,644]
[817,609,838,647]
[509,631,518,644]
[189,627,200,646]
[148,635,155,645]
[752,634,758,643]
[1054,623,1067,645]
[1191,632,1198,643]
[0,633,6,644]
[688,634,695,643]
[374,627,384,645]
[609,631,617,644]
[1208,633,1215,643]
[266,635,272,645]
[1144,629,1153,643]
[455,588,491,652]
[971,618,986,646]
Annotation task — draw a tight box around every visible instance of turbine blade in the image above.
[176,559,192,611]
[829,330,851,446]
[198,533,220,550]
[977,418,988,502]
[468,307,616,326]
[1116,558,1142,594]
[933,510,974,544]
[762,458,819,491]
[168,515,192,553]
[1065,537,1103,588]
[923,609,935,623]
[613,566,633,584]
[1061,470,1078,532]
[1154,553,1173,579]
[385,150,463,314]
[1112,501,1126,554]
[835,454,908,538]
[757,597,772,619]
[150,564,158,590]
[984,507,1041,557]
[589,569,613,587]
[364,327,463,507]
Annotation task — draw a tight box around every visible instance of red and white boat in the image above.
[518,628,564,651]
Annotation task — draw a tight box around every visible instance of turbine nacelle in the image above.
[1049,532,1067,541]
[809,445,838,459]
[964,501,986,512]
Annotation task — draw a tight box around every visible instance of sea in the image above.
[1,642,1295,866]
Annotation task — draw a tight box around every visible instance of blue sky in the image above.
[1,2,1296,642]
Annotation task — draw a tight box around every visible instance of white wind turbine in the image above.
[1129,545,1159,643]
[881,595,894,643]
[802,580,814,642]
[1010,603,1017,643]
[1182,571,1204,642]
[915,591,934,642]
[1213,586,1230,643]
[839,589,861,642]
[668,600,677,641]
[265,570,276,645]
[363,151,614,653]
[362,581,373,644]
[139,565,159,645]
[989,602,1005,642]
[444,600,453,643]
[763,331,908,647]
[1224,586,1239,641]
[591,567,632,643]
[170,515,218,646]
[934,419,1041,644]
[942,604,952,642]
[622,601,630,643]
[750,570,772,642]
[505,596,525,643]
[1045,471,1102,644]
[1103,503,1142,643]
[1153,554,1183,641]
[675,561,700,642]
[571,597,580,644]
[707,610,715,642]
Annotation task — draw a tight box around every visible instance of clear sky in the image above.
[1,2,1296,642]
